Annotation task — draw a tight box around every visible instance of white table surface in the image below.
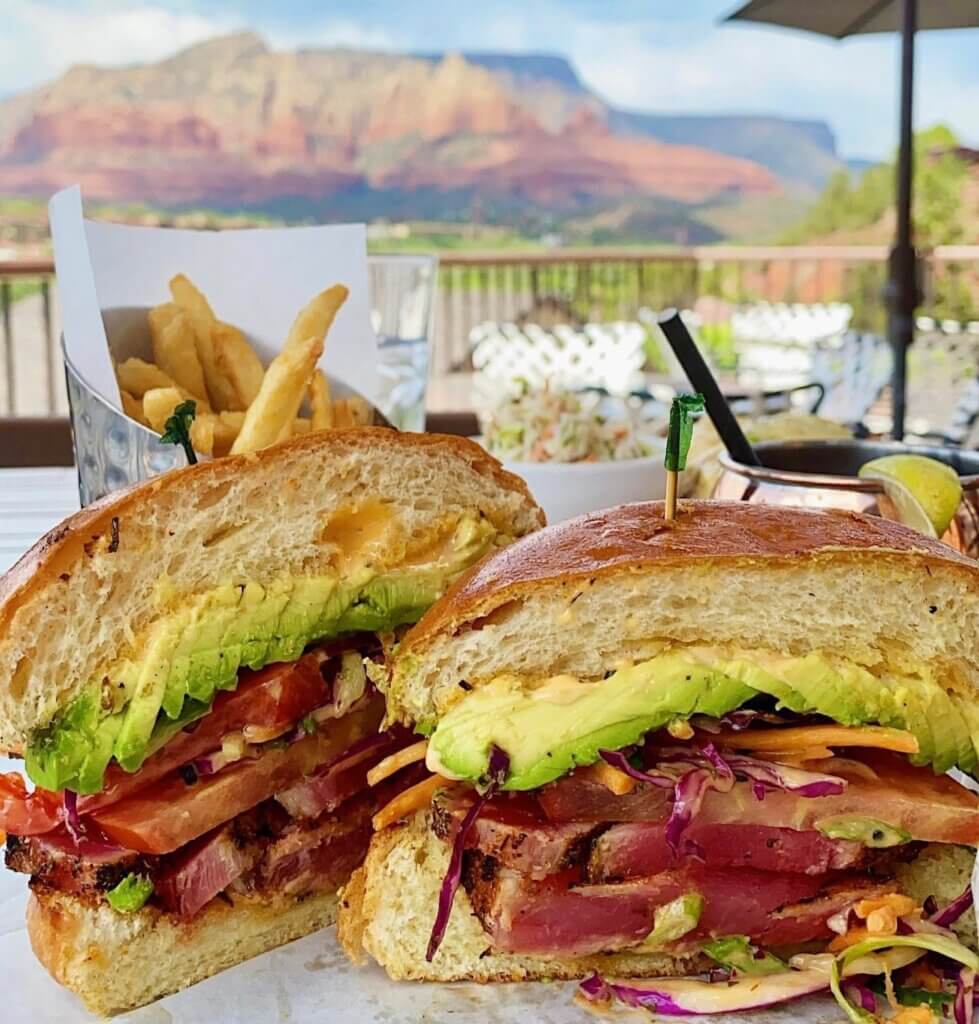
[0,467,80,575]
[0,468,834,1024]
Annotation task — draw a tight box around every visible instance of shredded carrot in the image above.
[372,774,450,831]
[715,725,919,755]
[865,906,899,936]
[892,1005,934,1024]
[855,894,917,920]
[587,760,638,796]
[366,740,429,787]
[828,926,871,952]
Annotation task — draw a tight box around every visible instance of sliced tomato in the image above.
[0,773,63,836]
[90,699,383,854]
[540,751,979,846]
[697,751,979,845]
[80,652,330,814]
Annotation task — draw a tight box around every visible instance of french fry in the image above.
[212,411,245,457]
[285,284,349,353]
[230,335,324,454]
[141,387,184,433]
[116,357,177,397]
[274,418,294,444]
[292,417,312,434]
[147,302,180,337]
[150,304,208,403]
[190,413,215,457]
[331,398,352,429]
[142,387,215,456]
[332,396,374,428]
[120,389,148,426]
[347,396,373,426]
[169,273,240,412]
[213,322,265,408]
[308,370,334,431]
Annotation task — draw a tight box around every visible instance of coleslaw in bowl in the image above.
[479,386,669,523]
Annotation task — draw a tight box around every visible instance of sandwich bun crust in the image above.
[387,501,979,725]
[0,428,543,751]
[27,883,339,1016]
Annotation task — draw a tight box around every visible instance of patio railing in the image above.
[2,246,978,415]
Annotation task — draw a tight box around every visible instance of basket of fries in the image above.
[67,277,383,505]
[51,187,384,504]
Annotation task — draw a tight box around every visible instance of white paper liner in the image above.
[49,185,378,410]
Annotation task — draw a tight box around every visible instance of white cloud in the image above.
[268,19,398,54]
[566,20,978,158]
[0,2,239,93]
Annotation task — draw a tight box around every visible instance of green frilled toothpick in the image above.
[160,399,198,465]
[664,393,704,520]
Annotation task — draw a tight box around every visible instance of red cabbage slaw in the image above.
[599,744,847,853]
[579,967,830,1015]
[582,927,979,1020]
[426,744,510,963]
[955,968,975,1024]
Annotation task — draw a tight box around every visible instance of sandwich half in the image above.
[341,501,979,1004]
[0,427,543,1015]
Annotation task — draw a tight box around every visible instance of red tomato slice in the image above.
[90,698,383,854]
[80,652,330,814]
[0,773,63,836]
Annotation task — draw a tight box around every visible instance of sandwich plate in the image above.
[0,814,847,1024]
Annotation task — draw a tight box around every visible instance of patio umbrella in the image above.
[724,0,979,439]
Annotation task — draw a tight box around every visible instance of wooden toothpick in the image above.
[664,393,704,521]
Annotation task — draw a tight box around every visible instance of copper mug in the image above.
[713,440,979,558]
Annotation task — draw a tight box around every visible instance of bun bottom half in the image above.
[27,883,339,1016]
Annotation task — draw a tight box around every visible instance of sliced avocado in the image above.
[26,563,463,793]
[953,696,979,771]
[76,711,124,794]
[711,656,813,715]
[428,645,979,790]
[888,679,936,769]
[160,605,194,719]
[907,672,973,773]
[266,633,306,664]
[113,626,174,771]
[278,577,337,641]
[429,656,752,791]
[25,687,104,794]
[763,654,878,725]
[692,667,761,716]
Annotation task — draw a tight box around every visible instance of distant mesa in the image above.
[0,32,842,220]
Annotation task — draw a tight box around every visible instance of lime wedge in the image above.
[858,454,962,538]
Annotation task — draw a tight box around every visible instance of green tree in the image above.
[780,124,967,246]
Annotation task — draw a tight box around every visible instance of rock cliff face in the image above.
[0,32,783,213]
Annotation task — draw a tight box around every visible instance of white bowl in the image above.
[501,451,668,524]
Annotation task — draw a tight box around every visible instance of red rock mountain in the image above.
[0,32,779,214]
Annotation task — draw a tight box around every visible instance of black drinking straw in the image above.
[656,308,761,467]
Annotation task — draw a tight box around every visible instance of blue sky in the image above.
[2,0,977,159]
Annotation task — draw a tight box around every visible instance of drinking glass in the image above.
[368,254,437,432]
[713,440,979,557]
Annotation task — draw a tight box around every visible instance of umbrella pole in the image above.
[886,0,919,440]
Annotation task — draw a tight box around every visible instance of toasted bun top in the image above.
[387,501,979,724]
[0,428,543,750]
